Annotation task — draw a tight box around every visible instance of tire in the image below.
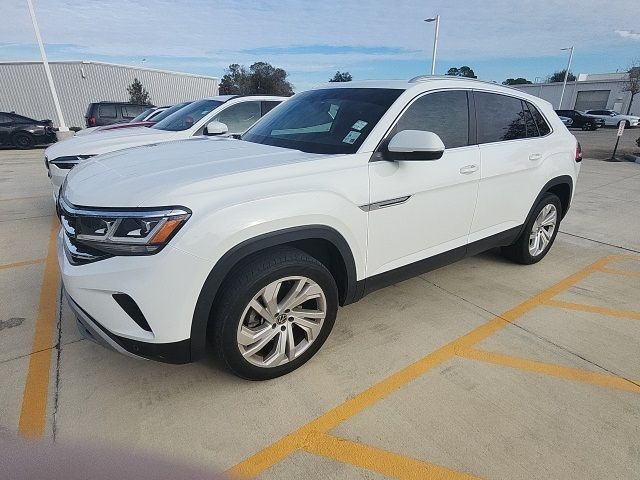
[211,247,338,380]
[12,132,35,149]
[618,120,630,128]
[502,193,562,265]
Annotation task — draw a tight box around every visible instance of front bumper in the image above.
[58,228,214,363]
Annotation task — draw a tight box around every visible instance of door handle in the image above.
[459,164,478,175]
[529,153,542,161]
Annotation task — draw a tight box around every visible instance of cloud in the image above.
[616,30,640,40]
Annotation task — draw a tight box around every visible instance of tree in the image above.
[622,65,640,115]
[219,62,294,96]
[502,77,532,85]
[329,71,353,82]
[126,78,151,105]
[547,70,576,83]
[446,66,477,78]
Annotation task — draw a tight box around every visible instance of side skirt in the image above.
[357,225,521,298]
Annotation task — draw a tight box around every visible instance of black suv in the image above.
[0,111,57,149]
[555,110,603,131]
[85,102,154,127]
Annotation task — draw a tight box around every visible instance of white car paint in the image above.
[45,95,287,197]
[584,110,639,127]
[57,78,580,365]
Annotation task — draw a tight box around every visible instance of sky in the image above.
[1,0,639,91]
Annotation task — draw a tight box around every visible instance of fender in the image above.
[515,175,573,239]
[190,225,358,361]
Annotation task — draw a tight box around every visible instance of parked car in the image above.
[555,110,603,130]
[85,102,154,128]
[75,103,189,137]
[46,96,284,196]
[0,111,57,149]
[583,109,639,128]
[57,78,581,380]
[558,116,573,127]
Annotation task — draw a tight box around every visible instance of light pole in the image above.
[424,15,440,75]
[558,46,574,109]
[26,0,68,132]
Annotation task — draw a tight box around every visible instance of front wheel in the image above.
[502,193,562,265]
[12,132,35,149]
[211,247,338,380]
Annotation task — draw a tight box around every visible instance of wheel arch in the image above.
[190,225,358,361]
[519,176,573,239]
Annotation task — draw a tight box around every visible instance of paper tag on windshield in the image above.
[342,131,361,144]
[352,120,368,131]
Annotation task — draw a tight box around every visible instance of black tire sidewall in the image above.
[517,194,562,264]
[215,258,338,380]
[13,132,34,149]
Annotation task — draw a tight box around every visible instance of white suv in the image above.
[57,77,581,380]
[44,95,285,198]
[583,109,639,127]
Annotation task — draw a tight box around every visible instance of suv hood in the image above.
[45,126,178,160]
[64,137,329,207]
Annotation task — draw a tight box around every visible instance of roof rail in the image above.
[408,74,528,92]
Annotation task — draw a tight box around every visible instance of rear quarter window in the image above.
[527,101,551,136]
[98,105,117,118]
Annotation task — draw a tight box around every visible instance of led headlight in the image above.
[58,196,191,256]
[49,155,95,170]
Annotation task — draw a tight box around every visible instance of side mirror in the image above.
[205,121,229,136]
[386,130,445,161]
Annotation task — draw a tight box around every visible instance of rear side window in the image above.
[392,90,469,149]
[527,101,551,136]
[0,113,11,123]
[98,104,117,118]
[262,101,281,115]
[475,92,527,143]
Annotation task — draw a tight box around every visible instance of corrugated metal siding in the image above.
[0,61,218,127]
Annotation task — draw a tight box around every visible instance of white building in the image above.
[513,72,637,114]
[0,60,219,128]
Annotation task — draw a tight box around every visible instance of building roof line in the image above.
[0,60,218,80]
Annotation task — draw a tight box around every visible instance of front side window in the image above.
[152,99,224,132]
[243,88,403,154]
[211,101,261,134]
[98,105,117,118]
[390,90,469,149]
[476,92,527,143]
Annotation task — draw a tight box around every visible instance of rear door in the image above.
[366,89,480,277]
[470,92,550,242]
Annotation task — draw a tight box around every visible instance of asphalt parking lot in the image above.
[1,135,639,478]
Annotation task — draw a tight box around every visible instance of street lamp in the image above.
[26,0,68,132]
[558,46,574,109]
[424,15,440,75]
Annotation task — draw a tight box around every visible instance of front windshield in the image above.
[130,108,155,123]
[148,102,191,123]
[242,88,403,154]
[152,99,224,132]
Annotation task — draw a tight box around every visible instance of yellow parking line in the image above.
[458,349,640,393]
[544,298,640,321]
[303,433,481,480]
[598,267,640,278]
[228,255,619,478]
[0,258,46,270]
[17,217,59,439]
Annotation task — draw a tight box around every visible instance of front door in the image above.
[366,90,480,278]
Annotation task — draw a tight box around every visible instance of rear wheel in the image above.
[502,193,561,265]
[12,132,35,149]
[618,120,630,128]
[211,247,338,380]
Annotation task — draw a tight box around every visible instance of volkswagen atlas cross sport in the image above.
[58,77,581,380]
[44,95,285,199]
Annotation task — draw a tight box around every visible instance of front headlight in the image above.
[58,196,191,256]
[49,155,95,170]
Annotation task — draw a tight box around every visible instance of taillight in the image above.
[89,116,96,126]
[575,142,582,162]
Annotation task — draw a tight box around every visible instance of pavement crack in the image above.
[419,276,640,390]
[52,284,63,442]
[558,231,640,254]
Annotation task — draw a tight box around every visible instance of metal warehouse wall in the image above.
[0,61,219,127]
[514,80,636,114]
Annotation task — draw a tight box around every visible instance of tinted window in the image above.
[0,113,11,123]
[523,102,539,137]
[99,105,117,118]
[391,90,469,148]
[476,92,527,143]
[121,105,146,119]
[262,101,281,115]
[149,102,191,123]
[130,107,156,122]
[243,88,403,154]
[211,101,262,133]
[527,101,551,136]
[152,99,224,131]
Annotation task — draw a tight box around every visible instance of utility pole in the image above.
[424,15,440,75]
[26,0,68,132]
[558,46,574,109]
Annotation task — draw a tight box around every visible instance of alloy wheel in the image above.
[528,204,557,257]
[237,276,327,368]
